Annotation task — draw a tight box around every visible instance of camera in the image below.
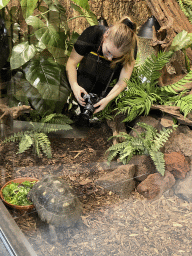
[81,93,101,120]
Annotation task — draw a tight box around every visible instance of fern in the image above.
[18,134,33,154]
[114,30,192,123]
[3,131,26,143]
[161,69,192,94]
[35,133,52,159]
[138,51,173,85]
[3,114,73,158]
[107,122,177,176]
[175,94,192,117]
[149,150,165,176]
[178,0,192,24]
[41,113,73,125]
[151,127,175,151]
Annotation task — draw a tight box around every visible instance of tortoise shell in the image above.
[28,175,82,228]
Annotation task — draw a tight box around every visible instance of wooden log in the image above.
[151,104,192,126]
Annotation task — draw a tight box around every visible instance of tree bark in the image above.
[145,0,192,59]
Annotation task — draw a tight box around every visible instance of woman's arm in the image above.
[66,48,88,106]
[93,60,135,113]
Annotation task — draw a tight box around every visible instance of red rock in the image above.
[164,152,190,179]
[137,172,175,200]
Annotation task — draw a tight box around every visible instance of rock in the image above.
[160,115,174,128]
[95,164,136,198]
[164,152,190,179]
[164,125,192,156]
[174,170,192,202]
[129,116,161,137]
[129,155,156,181]
[137,172,176,200]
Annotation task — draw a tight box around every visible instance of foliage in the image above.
[3,113,73,158]
[1,0,97,114]
[106,122,177,176]
[2,180,37,206]
[70,0,98,26]
[109,30,192,122]
[114,51,172,122]
[177,0,192,24]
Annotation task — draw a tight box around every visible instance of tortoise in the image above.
[28,175,82,242]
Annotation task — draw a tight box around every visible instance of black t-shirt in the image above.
[74,25,136,96]
[74,25,106,56]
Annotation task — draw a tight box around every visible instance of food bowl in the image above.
[0,177,39,211]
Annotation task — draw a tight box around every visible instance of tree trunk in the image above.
[145,0,192,59]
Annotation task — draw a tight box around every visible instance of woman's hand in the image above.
[73,85,88,106]
[93,97,110,114]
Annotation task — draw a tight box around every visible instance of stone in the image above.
[95,164,136,198]
[137,172,176,200]
[160,115,175,128]
[164,152,190,179]
[129,155,156,181]
[129,116,161,137]
[164,126,192,156]
[174,170,192,202]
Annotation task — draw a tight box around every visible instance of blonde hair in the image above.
[107,16,137,68]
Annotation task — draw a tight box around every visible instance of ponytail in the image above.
[107,16,137,68]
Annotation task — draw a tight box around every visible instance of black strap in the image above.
[100,68,115,97]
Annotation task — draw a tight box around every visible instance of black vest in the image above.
[77,51,121,97]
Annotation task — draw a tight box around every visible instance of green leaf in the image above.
[170,30,192,52]
[20,0,38,18]
[26,16,45,29]
[10,42,37,69]
[83,8,98,26]
[35,22,61,47]
[13,76,46,113]
[26,16,62,47]
[70,3,84,15]
[47,45,68,65]
[0,0,10,9]
[71,0,89,10]
[70,2,98,26]
[24,57,61,101]
[43,0,53,5]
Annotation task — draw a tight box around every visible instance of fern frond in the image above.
[3,131,26,143]
[130,138,147,154]
[161,69,192,94]
[149,150,165,176]
[33,133,40,157]
[137,122,158,141]
[40,123,72,134]
[152,127,174,151]
[106,140,131,152]
[178,0,192,23]
[138,51,172,84]
[107,150,119,163]
[118,146,134,164]
[35,133,52,158]
[18,134,33,154]
[175,94,192,117]
[41,113,73,125]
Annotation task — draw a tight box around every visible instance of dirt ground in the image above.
[0,121,192,256]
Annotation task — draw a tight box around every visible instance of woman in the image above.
[66,16,137,115]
